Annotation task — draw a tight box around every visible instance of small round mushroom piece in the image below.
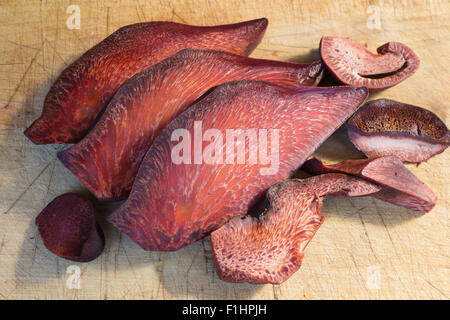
[210,174,381,284]
[35,193,105,262]
[320,36,419,90]
[347,99,450,163]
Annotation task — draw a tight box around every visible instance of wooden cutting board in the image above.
[0,0,448,300]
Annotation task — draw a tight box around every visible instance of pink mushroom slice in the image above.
[320,36,419,90]
[24,18,269,144]
[57,49,324,202]
[35,193,105,262]
[211,174,381,284]
[107,81,369,252]
[302,156,437,212]
[347,99,450,163]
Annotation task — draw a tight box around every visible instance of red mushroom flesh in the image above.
[320,36,419,90]
[211,174,381,284]
[302,156,437,212]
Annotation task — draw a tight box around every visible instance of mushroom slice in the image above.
[347,99,450,163]
[211,174,381,284]
[24,18,268,144]
[58,49,324,202]
[302,156,437,212]
[107,81,369,251]
[35,193,105,262]
[320,36,419,90]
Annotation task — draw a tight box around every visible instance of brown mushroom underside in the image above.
[347,99,450,163]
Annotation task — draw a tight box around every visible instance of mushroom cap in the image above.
[35,193,105,262]
[347,99,450,163]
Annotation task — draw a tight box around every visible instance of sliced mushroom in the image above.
[347,99,450,163]
[24,18,269,144]
[107,81,368,252]
[320,36,419,90]
[211,174,381,284]
[302,156,437,212]
[35,193,105,262]
[58,49,324,202]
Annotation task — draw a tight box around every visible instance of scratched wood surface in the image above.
[0,0,448,300]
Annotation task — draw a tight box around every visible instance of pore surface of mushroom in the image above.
[210,174,381,284]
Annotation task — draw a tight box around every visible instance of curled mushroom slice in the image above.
[320,36,419,90]
[211,174,381,284]
[302,156,437,212]
[347,99,450,163]
[35,193,105,262]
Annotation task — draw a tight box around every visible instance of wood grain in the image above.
[0,0,448,299]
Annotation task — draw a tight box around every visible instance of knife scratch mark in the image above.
[349,253,371,295]
[185,250,200,298]
[44,155,60,199]
[357,212,380,263]
[106,6,110,35]
[372,199,400,257]
[347,199,380,263]
[8,40,40,51]
[3,42,44,109]
[3,160,52,215]
[134,1,143,22]
[171,9,187,24]
[136,0,147,21]
[0,62,24,66]
[423,278,447,298]
[272,285,281,300]
[120,240,146,299]
[155,252,166,299]
[0,236,6,256]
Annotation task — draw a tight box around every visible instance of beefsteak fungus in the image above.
[347,99,450,163]
[303,156,437,212]
[108,81,368,251]
[320,36,419,90]
[58,49,324,201]
[24,18,268,144]
[211,174,381,284]
[35,193,104,262]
